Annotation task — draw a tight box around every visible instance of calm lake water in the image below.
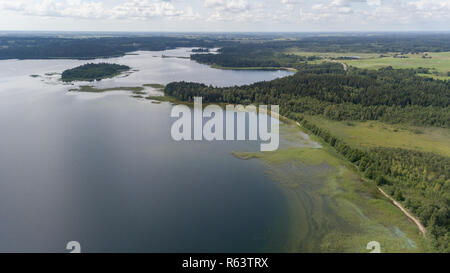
[0,48,294,252]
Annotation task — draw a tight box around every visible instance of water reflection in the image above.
[0,48,293,252]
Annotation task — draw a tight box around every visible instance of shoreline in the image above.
[232,120,425,252]
[378,187,427,237]
[210,64,298,72]
[291,118,427,238]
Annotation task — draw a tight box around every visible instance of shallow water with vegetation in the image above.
[233,122,425,252]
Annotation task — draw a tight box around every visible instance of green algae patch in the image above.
[232,122,425,252]
[233,147,341,167]
[69,85,145,93]
[318,165,426,253]
[143,83,165,89]
[145,95,179,103]
[132,90,147,95]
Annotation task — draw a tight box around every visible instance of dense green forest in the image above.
[191,46,321,68]
[0,36,221,59]
[165,64,450,128]
[61,63,130,82]
[282,34,450,53]
[1,33,450,60]
[189,33,450,68]
[164,63,450,252]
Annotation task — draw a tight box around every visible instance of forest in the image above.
[191,46,321,68]
[165,64,450,128]
[1,33,450,60]
[0,36,221,60]
[189,33,450,68]
[164,63,450,252]
[61,63,130,82]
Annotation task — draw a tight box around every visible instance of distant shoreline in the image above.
[210,64,298,72]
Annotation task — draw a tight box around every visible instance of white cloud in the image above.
[0,0,108,19]
[407,0,450,19]
[0,0,198,20]
[204,0,249,12]
[111,0,184,19]
[281,0,303,4]
[367,0,381,6]
[0,0,26,11]
[0,0,449,30]
[204,0,257,22]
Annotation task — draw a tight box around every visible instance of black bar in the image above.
[1,253,446,272]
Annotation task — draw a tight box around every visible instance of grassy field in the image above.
[233,123,426,252]
[287,49,450,79]
[286,49,381,59]
[341,52,450,79]
[302,115,450,157]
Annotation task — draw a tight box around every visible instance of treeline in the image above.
[290,33,450,53]
[189,33,450,68]
[0,36,221,60]
[2,33,450,60]
[191,44,321,68]
[250,66,449,107]
[165,64,450,127]
[61,63,130,82]
[286,97,449,128]
[192,48,210,53]
[288,113,450,252]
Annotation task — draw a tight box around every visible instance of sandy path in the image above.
[293,120,426,237]
[378,188,426,237]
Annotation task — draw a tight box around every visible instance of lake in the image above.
[0,48,295,252]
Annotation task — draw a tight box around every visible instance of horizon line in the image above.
[1,30,450,34]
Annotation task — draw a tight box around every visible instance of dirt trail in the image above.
[378,188,426,237]
[293,120,426,237]
[330,59,348,71]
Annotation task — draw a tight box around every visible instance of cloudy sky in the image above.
[0,0,448,32]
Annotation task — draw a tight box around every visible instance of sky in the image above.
[0,0,449,32]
